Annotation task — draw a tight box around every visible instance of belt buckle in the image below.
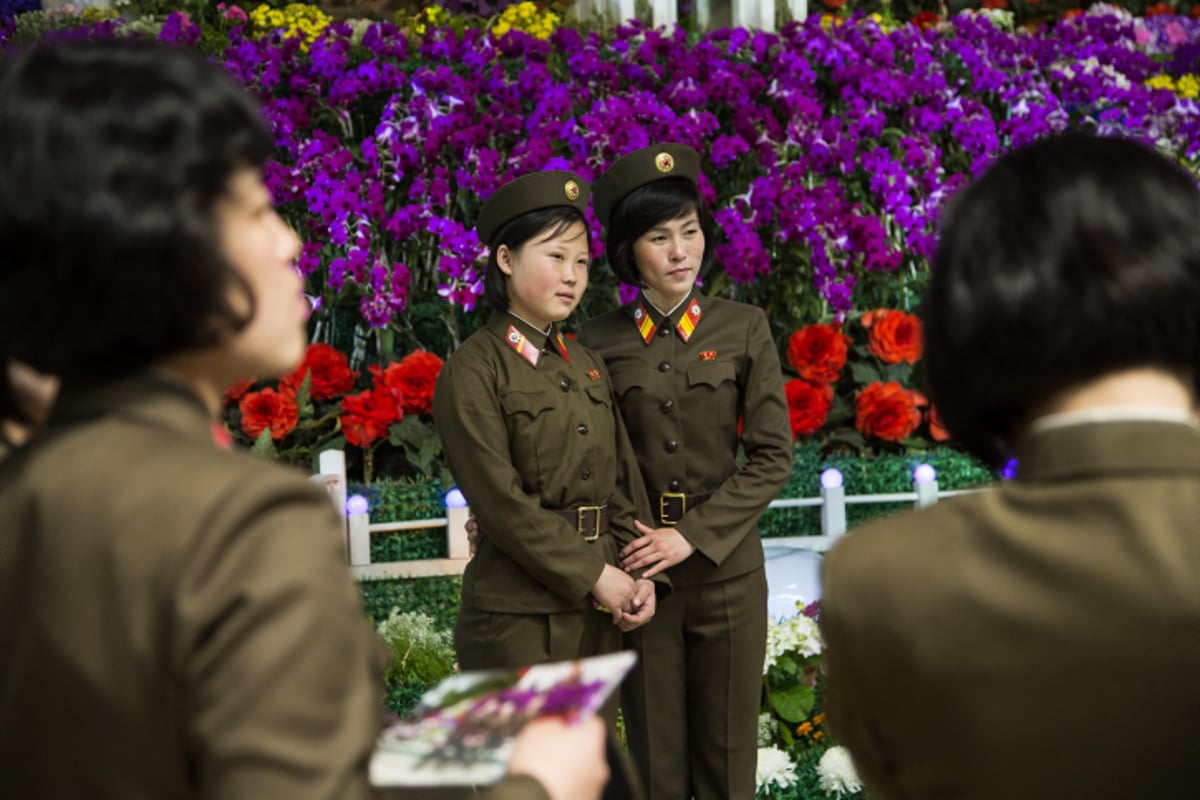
[659,492,686,526]
[577,505,603,541]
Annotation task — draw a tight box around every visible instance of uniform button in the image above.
[660,399,674,413]
[582,469,592,480]
[658,362,671,373]
[577,424,589,435]
[542,347,551,355]
[560,380,570,392]
[658,326,671,337]
[665,440,678,453]
[668,479,681,492]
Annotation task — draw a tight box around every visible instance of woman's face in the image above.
[217,167,305,381]
[632,209,704,310]
[497,220,590,330]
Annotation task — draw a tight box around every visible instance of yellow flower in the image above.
[1145,74,1176,92]
[1178,74,1200,99]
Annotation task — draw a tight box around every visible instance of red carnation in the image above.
[786,324,850,384]
[280,343,358,402]
[239,388,299,440]
[912,10,941,27]
[784,379,833,438]
[373,350,445,416]
[341,386,402,448]
[223,377,256,406]
[854,381,922,443]
[861,309,923,365]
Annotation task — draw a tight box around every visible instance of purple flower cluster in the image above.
[5,7,1199,334]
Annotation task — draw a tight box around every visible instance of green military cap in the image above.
[592,144,701,227]
[475,170,590,245]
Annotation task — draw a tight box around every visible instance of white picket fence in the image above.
[574,0,807,30]
[312,451,981,580]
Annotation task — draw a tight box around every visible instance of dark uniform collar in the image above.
[629,287,706,345]
[47,370,217,447]
[487,311,571,367]
[1013,419,1200,482]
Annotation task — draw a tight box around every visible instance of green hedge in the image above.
[760,443,996,537]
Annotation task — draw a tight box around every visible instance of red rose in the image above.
[785,379,833,438]
[928,406,952,442]
[223,377,256,405]
[861,309,923,365]
[1062,7,1085,18]
[786,324,850,384]
[280,343,358,402]
[912,10,941,26]
[1191,4,1200,17]
[239,388,299,440]
[1146,1,1175,14]
[341,386,402,448]
[854,381,922,443]
[982,0,1008,7]
[374,350,445,416]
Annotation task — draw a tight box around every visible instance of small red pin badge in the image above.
[700,351,717,361]
[587,369,600,381]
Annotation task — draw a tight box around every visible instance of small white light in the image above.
[444,487,468,508]
[820,468,843,490]
[913,464,936,485]
[345,494,369,516]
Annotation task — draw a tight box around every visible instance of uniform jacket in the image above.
[821,420,1200,800]
[433,313,655,615]
[578,290,793,587]
[0,372,385,799]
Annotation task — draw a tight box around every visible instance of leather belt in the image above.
[550,503,609,541]
[653,492,712,526]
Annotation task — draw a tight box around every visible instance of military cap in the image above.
[475,171,589,245]
[592,144,701,227]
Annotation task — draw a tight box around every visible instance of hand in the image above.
[620,520,696,579]
[618,579,656,632]
[591,563,636,624]
[465,516,482,557]
[507,716,609,800]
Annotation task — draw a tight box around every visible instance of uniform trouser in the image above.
[453,605,641,799]
[621,567,768,800]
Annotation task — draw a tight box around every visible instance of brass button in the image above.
[668,479,681,491]
[660,399,673,413]
[577,424,589,435]
[658,362,671,373]
[665,440,678,453]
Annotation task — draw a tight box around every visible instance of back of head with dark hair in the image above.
[0,39,274,384]
[605,177,715,287]
[482,206,589,313]
[924,133,1200,465]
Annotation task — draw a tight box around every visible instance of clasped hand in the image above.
[619,520,695,579]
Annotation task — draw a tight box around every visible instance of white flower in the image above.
[757,713,775,747]
[763,613,823,674]
[755,746,797,792]
[817,746,863,796]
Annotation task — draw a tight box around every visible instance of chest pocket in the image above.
[500,389,556,419]
[687,361,739,425]
[611,369,653,398]
[585,384,613,409]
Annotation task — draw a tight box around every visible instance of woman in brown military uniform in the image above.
[580,145,793,800]
[433,172,657,673]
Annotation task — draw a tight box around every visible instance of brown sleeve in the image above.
[676,308,792,565]
[173,477,385,800]
[477,775,553,800]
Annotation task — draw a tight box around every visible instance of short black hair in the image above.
[0,39,273,385]
[482,206,590,313]
[604,177,715,287]
[924,133,1200,465]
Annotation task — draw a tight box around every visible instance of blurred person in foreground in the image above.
[0,39,606,800]
[820,133,1200,799]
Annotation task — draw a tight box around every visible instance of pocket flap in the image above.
[611,369,653,397]
[585,384,612,407]
[500,390,556,418]
[687,361,736,388]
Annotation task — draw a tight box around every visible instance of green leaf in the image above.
[884,362,913,384]
[849,361,883,385]
[770,684,816,724]
[251,429,278,458]
[295,370,313,417]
